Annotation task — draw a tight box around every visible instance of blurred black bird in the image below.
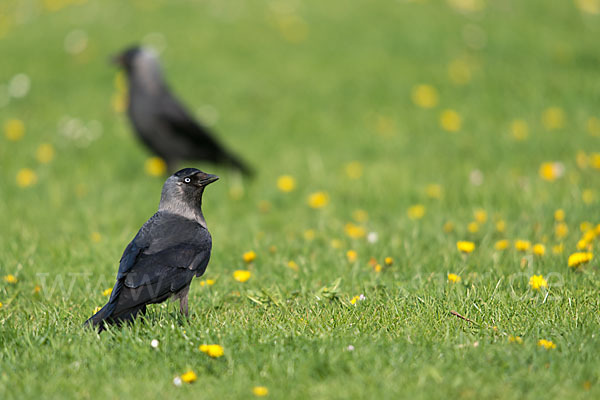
[112,45,252,175]
[85,168,218,332]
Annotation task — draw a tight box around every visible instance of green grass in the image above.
[1,0,600,398]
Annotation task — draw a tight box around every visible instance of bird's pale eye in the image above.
[183,177,191,184]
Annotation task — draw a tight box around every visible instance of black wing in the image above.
[85,212,211,329]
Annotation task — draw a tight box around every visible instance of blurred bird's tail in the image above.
[222,152,253,177]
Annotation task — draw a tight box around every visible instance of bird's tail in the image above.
[84,303,114,332]
[222,151,253,177]
[84,302,146,333]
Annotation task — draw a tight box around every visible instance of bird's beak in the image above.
[199,173,219,186]
[110,53,123,66]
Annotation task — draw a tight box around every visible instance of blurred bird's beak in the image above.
[199,173,219,186]
[110,53,124,66]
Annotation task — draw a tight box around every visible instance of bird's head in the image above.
[111,45,159,75]
[159,168,219,220]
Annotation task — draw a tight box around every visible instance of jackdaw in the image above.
[85,167,218,331]
[112,45,252,175]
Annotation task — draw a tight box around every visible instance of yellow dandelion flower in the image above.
[575,0,600,15]
[576,239,589,251]
[114,70,127,91]
[111,72,128,112]
[554,209,565,222]
[555,222,568,239]
[111,91,127,113]
[181,370,197,383]
[425,184,442,199]
[4,119,25,141]
[440,109,462,132]
[457,241,475,253]
[552,243,564,254]
[36,143,55,164]
[443,221,455,233]
[33,285,41,294]
[580,221,593,232]
[252,386,269,397]
[345,161,363,179]
[537,339,556,350]
[529,275,548,290]
[243,251,256,263]
[447,273,461,283]
[508,335,523,344]
[307,192,329,209]
[233,270,251,282]
[91,232,102,243]
[344,223,366,239]
[3,274,17,284]
[447,58,472,85]
[102,288,112,296]
[411,84,438,109]
[346,250,358,263]
[587,116,600,136]
[583,229,596,242]
[591,153,600,169]
[16,168,38,188]
[276,175,296,192]
[352,209,368,223]
[467,221,479,233]
[515,240,531,252]
[287,261,299,271]
[304,229,316,240]
[539,162,564,181]
[206,279,215,286]
[373,263,382,272]
[541,107,565,130]
[533,244,545,256]
[494,239,510,251]
[510,119,529,141]
[384,257,393,266]
[496,220,506,233]
[474,209,487,223]
[144,157,166,177]
[199,344,224,358]
[407,204,426,220]
[568,252,593,268]
[0,302,3,309]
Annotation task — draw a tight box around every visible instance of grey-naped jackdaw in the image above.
[85,168,218,331]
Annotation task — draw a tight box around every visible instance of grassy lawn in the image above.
[1,0,600,398]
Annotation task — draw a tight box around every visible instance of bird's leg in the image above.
[180,293,188,316]
[178,285,190,316]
